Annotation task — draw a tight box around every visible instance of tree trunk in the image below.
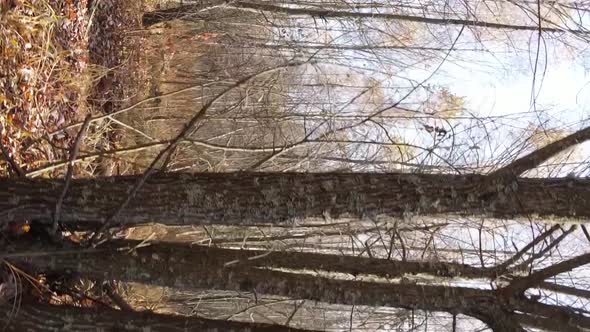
[143,1,580,34]
[0,302,318,332]
[13,241,503,325]
[2,173,588,228]
[12,240,590,331]
[7,239,492,278]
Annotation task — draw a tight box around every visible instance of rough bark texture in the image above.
[0,302,317,331]
[1,173,588,228]
[5,239,491,278]
[15,241,499,319]
[12,240,590,331]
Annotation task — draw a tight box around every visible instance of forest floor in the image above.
[0,0,145,178]
[0,0,152,308]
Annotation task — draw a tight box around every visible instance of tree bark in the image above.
[143,1,584,35]
[12,240,590,331]
[12,241,502,324]
[4,239,491,278]
[2,172,589,228]
[0,302,317,332]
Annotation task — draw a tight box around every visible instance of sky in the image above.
[262,0,590,175]
[434,39,590,122]
[398,27,590,175]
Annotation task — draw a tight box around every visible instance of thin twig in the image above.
[45,80,233,139]
[124,232,156,254]
[494,224,561,273]
[0,138,25,177]
[89,61,313,245]
[349,304,355,332]
[26,141,171,177]
[103,281,134,312]
[511,225,577,273]
[284,300,305,326]
[395,230,407,261]
[53,114,92,234]
[581,225,590,244]
[106,115,155,141]
[224,250,274,267]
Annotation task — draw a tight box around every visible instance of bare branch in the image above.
[90,61,313,244]
[509,252,590,293]
[540,281,590,300]
[510,225,577,273]
[0,139,24,177]
[493,224,561,274]
[489,126,590,179]
[53,114,92,234]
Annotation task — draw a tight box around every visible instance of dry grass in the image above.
[0,0,94,176]
[0,0,147,178]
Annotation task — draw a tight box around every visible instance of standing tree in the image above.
[2,125,589,228]
[2,0,590,331]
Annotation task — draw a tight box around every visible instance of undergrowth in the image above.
[0,0,97,177]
